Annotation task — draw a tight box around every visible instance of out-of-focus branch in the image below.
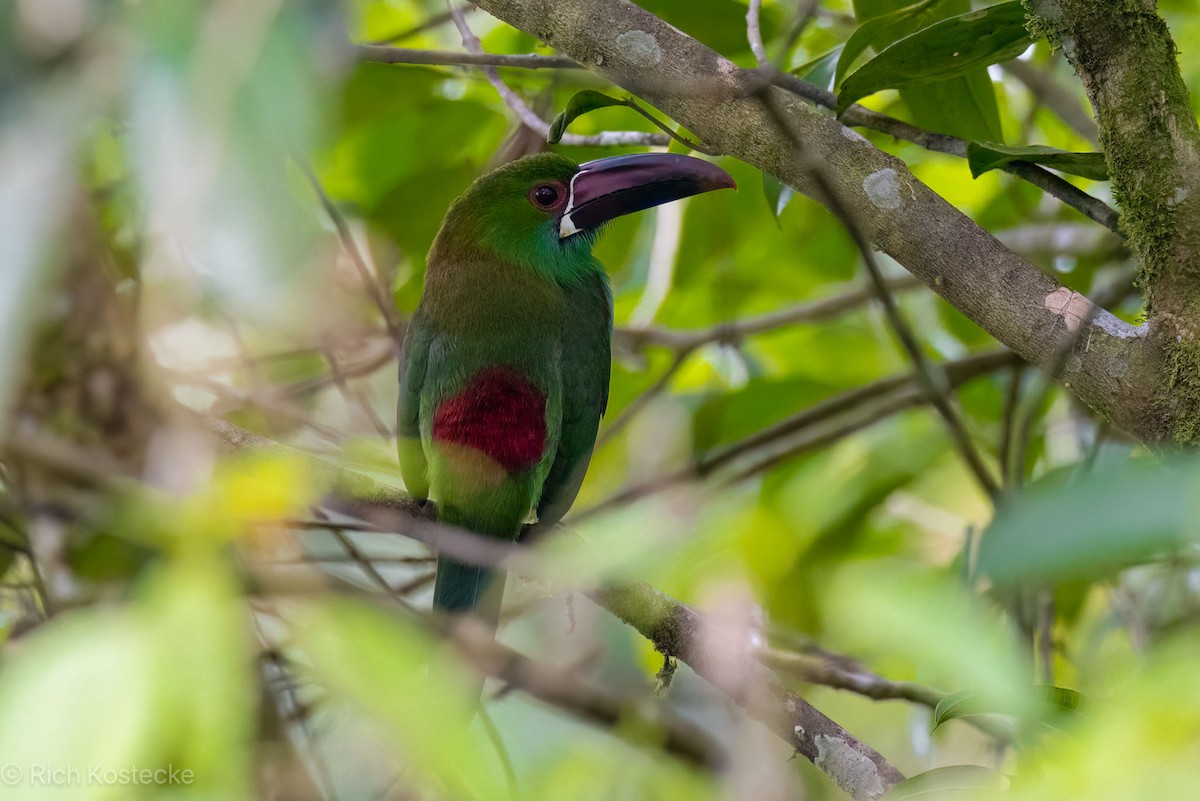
[207,418,905,800]
[1000,58,1098,143]
[601,276,923,445]
[450,618,730,770]
[298,161,404,345]
[747,1,998,500]
[613,275,923,355]
[576,349,1018,521]
[471,0,1163,444]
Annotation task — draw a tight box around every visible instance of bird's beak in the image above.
[559,153,736,239]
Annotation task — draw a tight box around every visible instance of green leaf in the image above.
[835,0,936,88]
[761,172,795,223]
[796,47,844,93]
[932,689,1018,733]
[1039,684,1084,712]
[548,90,629,144]
[903,74,1003,141]
[883,765,1010,799]
[977,458,1200,588]
[838,2,1035,113]
[967,141,1109,180]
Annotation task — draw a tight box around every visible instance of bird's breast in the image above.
[431,366,547,474]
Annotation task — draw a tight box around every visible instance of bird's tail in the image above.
[431,556,507,629]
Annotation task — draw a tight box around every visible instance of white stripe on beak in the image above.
[558,169,584,239]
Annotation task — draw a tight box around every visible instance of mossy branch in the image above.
[1025,0,1200,441]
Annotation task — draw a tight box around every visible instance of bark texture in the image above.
[1026,0,1200,439]
[470,0,1173,441]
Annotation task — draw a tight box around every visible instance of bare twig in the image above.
[452,618,730,771]
[577,350,1017,520]
[614,276,923,355]
[745,2,1000,500]
[765,70,1121,232]
[364,4,475,46]
[357,45,578,70]
[298,161,403,345]
[760,647,1014,742]
[446,7,668,148]
[209,419,904,798]
[596,350,690,446]
[1000,58,1098,143]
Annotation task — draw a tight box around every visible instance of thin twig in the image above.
[760,647,1014,741]
[359,36,1120,229]
[613,275,923,354]
[322,346,393,442]
[298,160,404,345]
[364,4,475,46]
[357,45,578,70]
[575,350,1017,521]
[768,70,1121,233]
[746,3,1000,500]
[446,7,669,148]
[596,350,691,446]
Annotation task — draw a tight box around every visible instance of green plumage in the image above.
[398,153,611,627]
[397,150,732,634]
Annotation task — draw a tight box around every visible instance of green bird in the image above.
[398,151,734,627]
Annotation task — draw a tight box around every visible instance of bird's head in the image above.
[431,151,735,285]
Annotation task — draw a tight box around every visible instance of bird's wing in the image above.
[536,273,612,526]
[397,312,432,500]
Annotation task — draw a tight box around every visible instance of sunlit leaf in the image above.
[761,172,795,223]
[836,0,937,87]
[967,142,1109,180]
[883,765,1010,799]
[839,2,1034,113]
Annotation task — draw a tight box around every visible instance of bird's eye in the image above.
[530,184,561,209]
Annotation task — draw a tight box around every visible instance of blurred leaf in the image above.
[291,598,506,800]
[967,142,1109,180]
[826,561,1031,712]
[549,90,629,144]
[977,458,1200,588]
[931,689,1018,734]
[838,3,1033,112]
[883,765,1010,799]
[1039,684,1083,712]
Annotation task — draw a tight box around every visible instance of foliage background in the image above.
[2,0,1200,799]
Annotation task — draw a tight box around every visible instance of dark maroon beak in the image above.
[558,153,736,238]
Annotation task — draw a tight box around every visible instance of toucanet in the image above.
[397,151,735,628]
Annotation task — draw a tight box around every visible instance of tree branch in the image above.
[445,9,669,148]
[208,418,905,800]
[1026,0,1200,441]
[356,45,579,70]
[470,0,1166,442]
